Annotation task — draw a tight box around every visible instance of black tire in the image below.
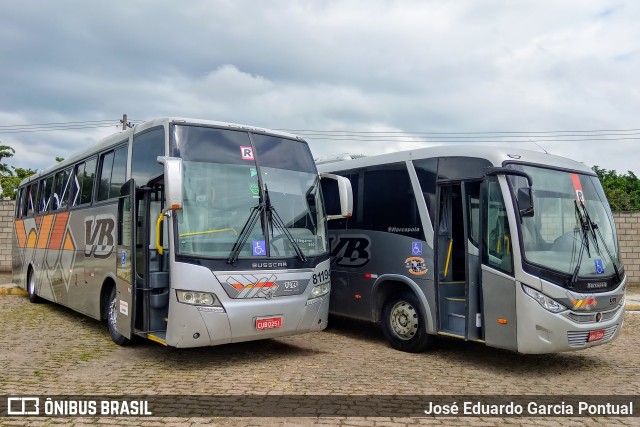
[106,286,129,346]
[27,269,40,303]
[381,291,434,353]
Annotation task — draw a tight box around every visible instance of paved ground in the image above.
[0,289,639,426]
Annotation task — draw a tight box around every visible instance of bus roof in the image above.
[316,145,595,175]
[19,118,305,187]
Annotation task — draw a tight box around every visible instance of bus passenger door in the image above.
[435,183,467,337]
[480,176,518,351]
[115,179,136,339]
[134,183,169,336]
[435,181,482,341]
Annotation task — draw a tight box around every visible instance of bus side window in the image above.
[97,146,128,202]
[39,176,54,213]
[483,177,513,274]
[81,157,97,204]
[72,157,97,207]
[26,183,37,216]
[53,168,72,210]
[15,188,22,218]
[362,164,424,239]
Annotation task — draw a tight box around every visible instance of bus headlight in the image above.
[307,283,330,305]
[176,290,221,307]
[309,283,330,299]
[521,284,566,313]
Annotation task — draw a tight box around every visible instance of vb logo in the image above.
[85,215,116,258]
[329,235,371,268]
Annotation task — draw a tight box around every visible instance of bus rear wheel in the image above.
[106,286,129,346]
[27,269,40,303]
[382,291,433,353]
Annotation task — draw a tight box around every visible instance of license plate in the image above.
[587,329,605,342]
[256,317,282,330]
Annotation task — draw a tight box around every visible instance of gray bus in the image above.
[318,146,625,354]
[13,118,351,347]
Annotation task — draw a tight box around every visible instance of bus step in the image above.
[438,331,465,339]
[146,332,167,346]
[446,312,466,332]
[444,298,465,317]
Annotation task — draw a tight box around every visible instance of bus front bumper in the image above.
[516,290,625,354]
[164,293,330,348]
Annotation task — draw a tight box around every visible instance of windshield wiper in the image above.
[579,201,621,283]
[227,202,265,265]
[570,200,590,288]
[264,185,307,262]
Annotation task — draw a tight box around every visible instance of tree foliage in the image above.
[0,143,37,199]
[592,166,640,212]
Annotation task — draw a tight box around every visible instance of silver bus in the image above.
[318,146,625,354]
[13,118,351,347]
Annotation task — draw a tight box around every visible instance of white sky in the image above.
[1,0,639,174]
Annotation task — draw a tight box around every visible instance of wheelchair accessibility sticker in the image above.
[252,240,266,256]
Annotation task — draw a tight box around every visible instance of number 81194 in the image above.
[312,269,330,284]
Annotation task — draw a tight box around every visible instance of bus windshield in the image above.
[173,125,326,259]
[507,164,620,279]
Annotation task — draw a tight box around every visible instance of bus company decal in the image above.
[223,274,279,299]
[14,212,78,295]
[84,214,116,258]
[566,290,597,311]
[329,234,371,268]
[404,256,428,275]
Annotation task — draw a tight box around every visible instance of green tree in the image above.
[0,167,37,199]
[0,144,15,175]
[592,166,640,212]
[0,143,37,199]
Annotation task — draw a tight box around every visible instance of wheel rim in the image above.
[389,300,419,340]
[108,293,118,329]
[28,273,35,296]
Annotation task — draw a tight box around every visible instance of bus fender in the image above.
[370,274,435,334]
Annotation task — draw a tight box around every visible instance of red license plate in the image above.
[587,329,605,342]
[256,317,282,330]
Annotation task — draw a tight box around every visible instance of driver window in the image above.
[483,177,513,274]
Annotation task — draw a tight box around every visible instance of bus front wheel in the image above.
[27,269,40,303]
[381,291,433,353]
[106,286,129,346]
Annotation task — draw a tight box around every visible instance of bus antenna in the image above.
[529,138,549,154]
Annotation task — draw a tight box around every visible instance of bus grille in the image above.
[565,305,622,324]
[566,324,618,348]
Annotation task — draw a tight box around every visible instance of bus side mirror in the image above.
[157,156,183,210]
[486,166,535,219]
[517,187,534,218]
[320,172,353,220]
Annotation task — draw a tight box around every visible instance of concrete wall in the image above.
[0,200,638,286]
[0,200,14,272]
[613,212,640,287]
